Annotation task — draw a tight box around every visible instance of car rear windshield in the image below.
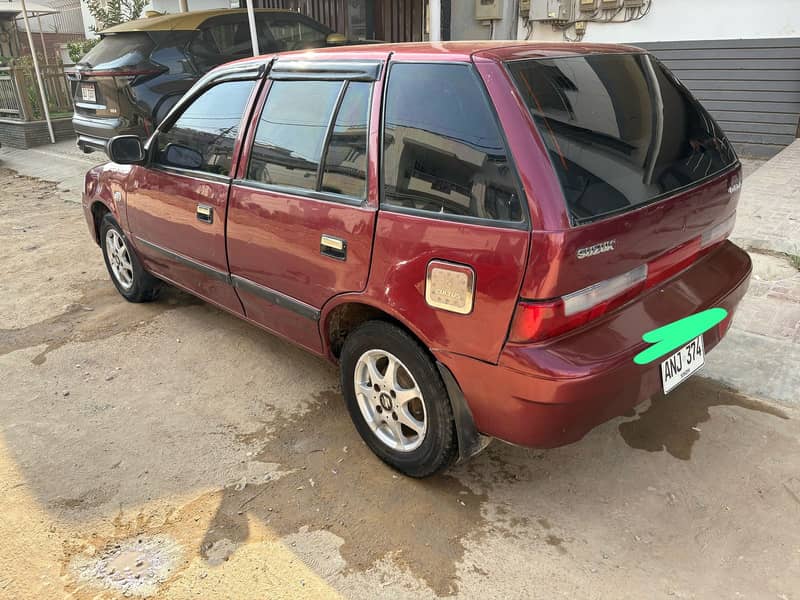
[80,33,154,70]
[507,53,737,225]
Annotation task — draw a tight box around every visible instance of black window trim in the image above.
[379,59,530,232]
[231,178,367,208]
[502,52,741,228]
[270,59,383,81]
[149,60,268,140]
[144,62,268,178]
[316,80,349,191]
[503,49,649,65]
[152,163,233,185]
[239,72,374,207]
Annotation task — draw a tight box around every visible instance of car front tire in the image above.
[340,321,457,477]
[100,214,161,303]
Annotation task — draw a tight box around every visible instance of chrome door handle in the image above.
[320,234,347,260]
[196,204,213,224]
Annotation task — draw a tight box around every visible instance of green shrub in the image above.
[66,39,100,64]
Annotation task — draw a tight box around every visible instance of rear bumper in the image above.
[437,241,752,448]
[73,113,144,152]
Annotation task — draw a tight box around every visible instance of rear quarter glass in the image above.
[381,62,527,226]
[506,53,738,226]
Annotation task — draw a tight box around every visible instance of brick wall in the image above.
[0,117,75,149]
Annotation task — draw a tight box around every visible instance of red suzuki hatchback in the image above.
[82,42,751,477]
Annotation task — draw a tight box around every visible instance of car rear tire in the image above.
[340,321,457,477]
[100,214,161,303]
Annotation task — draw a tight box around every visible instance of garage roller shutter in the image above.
[640,38,800,158]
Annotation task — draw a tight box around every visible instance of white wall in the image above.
[150,0,228,13]
[80,0,97,37]
[516,0,800,43]
[79,0,230,37]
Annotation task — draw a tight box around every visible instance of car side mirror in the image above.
[106,135,145,164]
[326,32,347,45]
[164,143,203,170]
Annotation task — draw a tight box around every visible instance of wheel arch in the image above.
[320,296,433,362]
[90,200,112,246]
[321,295,489,464]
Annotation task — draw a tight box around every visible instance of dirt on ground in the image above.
[1,167,799,599]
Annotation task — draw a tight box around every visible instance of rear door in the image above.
[126,71,260,314]
[368,60,531,363]
[226,60,381,353]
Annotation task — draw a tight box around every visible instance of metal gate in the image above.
[257,0,425,42]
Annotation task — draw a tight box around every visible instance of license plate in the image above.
[80,83,96,103]
[660,335,705,394]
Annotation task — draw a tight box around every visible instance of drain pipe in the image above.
[429,0,441,42]
[246,0,260,56]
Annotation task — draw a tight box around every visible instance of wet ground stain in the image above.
[618,378,789,460]
[201,389,489,596]
[60,390,491,597]
[55,376,796,597]
[0,280,199,365]
[62,508,188,599]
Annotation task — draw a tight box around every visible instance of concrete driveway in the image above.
[1,167,799,600]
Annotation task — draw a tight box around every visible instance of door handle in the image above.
[320,234,347,260]
[196,204,213,224]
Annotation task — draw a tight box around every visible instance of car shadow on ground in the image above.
[1,282,795,598]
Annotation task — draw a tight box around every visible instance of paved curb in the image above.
[732,142,800,257]
[0,141,101,201]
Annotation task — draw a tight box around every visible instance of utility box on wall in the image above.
[475,0,503,21]
[529,0,572,22]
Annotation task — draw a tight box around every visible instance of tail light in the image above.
[78,67,164,78]
[510,214,737,344]
[701,213,736,248]
[509,265,647,343]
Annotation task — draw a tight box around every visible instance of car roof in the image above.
[223,40,645,67]
[100,8,311,34]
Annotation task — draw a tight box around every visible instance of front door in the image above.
[226,62,381,352]
[126,77,259,314]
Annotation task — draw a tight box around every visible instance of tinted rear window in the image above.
[382,63,524,224]
[508,53,737,225]
[81,33,154,69]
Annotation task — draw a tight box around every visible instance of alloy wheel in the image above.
[105,228,134,290]
[354,349,428,452]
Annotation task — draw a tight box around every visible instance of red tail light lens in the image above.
[510,214,737,344]
[509,265,647,343]
[79,68,163,78]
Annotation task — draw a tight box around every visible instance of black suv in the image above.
[69,9,338,153]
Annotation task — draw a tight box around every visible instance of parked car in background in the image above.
[82,42,751,477]
[68,8,341,153]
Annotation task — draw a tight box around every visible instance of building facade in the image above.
[450,0,800,158]
[76,0,798,157]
